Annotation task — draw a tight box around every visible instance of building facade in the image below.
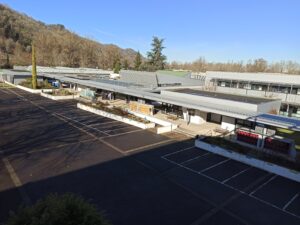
[203,71,300,118]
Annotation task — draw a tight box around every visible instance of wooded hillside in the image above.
[0,4,137,69]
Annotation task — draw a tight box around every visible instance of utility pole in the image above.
[31,43,37,89]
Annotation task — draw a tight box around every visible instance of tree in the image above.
[134,51,142,70]
[113,57,121,73]
[123,59,129,70]
[253,58,268,72]
[147,36,166,70]
[6,193,111,225]
[31,42,37,89]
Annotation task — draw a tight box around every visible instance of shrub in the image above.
[51,89,72,96]
[6,193,111,225]
[82,102,150,123]
[19,78,53,89]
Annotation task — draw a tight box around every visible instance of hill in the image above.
[0,4,138,69]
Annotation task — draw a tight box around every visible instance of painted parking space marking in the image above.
[104,126,140,134]
[88,120,120,127]
[164,147,208,164]
[5,89,125,154]
[2,158,31,205]
[283,193,299,211]
[103,128,145,138]
[249,175,277,196]
[161,146,300,220]
[222,168,251,184]
[200,158,231,173]
[181,152,211,165]
[162,146,195,158]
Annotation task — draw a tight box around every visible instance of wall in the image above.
[41,92,79,100]
[195,139,300,182]
[128,111,177,127]
[157,73,204,86]
[161,90,259,112]
[77,103,155,129]
[221,116,235,131]
[257,100,281,114]
[189,110,207,124]
[182,108,207,125]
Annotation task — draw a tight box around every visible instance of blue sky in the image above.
[2,0,300,63]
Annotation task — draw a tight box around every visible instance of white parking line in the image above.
[103,125,133,133]
[283,193,299,210]
[162,146,195,158]
[222,167,251,184]
[161,156,300,220]
[6,89,126,154]
[3,158,31,205]
[126,139,175,154]
[102,128,143,138]
[249,175,277,196]
[200,159,231,173]
[88,120,120,127]
[180,152,210,165]
[54,113,110,136]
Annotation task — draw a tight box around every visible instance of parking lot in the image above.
[161,147,300,219]
[0,86,300,225]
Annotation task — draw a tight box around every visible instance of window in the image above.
[231,81,238,88]
[238,82,251,89]
[251,83,267,91]
[270,85,290,93]
[236,119,254,129]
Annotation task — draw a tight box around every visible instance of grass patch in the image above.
[203,136,300,171]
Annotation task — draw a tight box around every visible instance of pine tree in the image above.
[31,43,37,89]
[123,59,129,70]
[147,37,166,70]
[113,57,121,74]
[134,51,142,70]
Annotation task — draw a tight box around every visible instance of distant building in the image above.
[204,71,300,118]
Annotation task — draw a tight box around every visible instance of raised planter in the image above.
[127,110,178,134]
[195,139,300,182]
[16,85,53,94]
[41,92,79,100]
[77,103,155,129]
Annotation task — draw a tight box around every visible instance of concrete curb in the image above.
[41,92,79,100]
[195,139,300,182]
[77,103,155,130]
[127,110,178,134]
[16,85,53,94]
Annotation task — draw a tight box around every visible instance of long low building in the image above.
[1,68,299,159]
[35,72,283,138]
[203,71,300,118]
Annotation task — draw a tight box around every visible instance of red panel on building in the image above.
[264,138,290,154]
[237,130,259,146]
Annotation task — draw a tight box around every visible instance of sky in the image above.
[2,0,300,63]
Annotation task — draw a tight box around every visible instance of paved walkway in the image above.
[154,112,222,137]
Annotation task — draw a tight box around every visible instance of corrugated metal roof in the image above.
[43,73,257,119]
[206,71,300,85]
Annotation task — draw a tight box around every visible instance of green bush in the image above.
[6,193,111,225]
[51,89,73,96]
[203,137,300,171]
[19,78,53,89]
